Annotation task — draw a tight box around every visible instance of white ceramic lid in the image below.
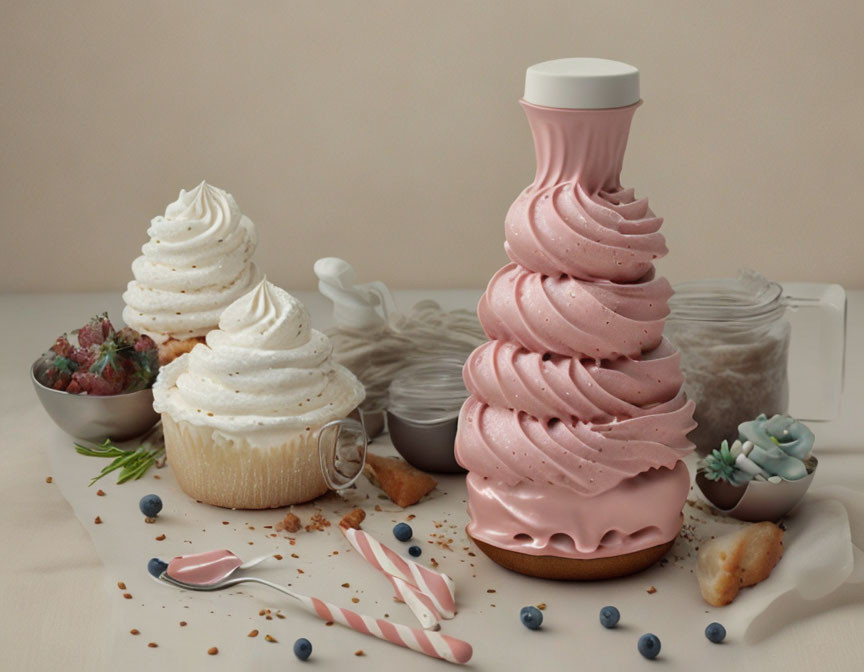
[523,58,640,109]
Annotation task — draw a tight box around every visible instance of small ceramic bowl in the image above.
[695,456,818,522]
[387,411,464,474]
[31,359,160,442]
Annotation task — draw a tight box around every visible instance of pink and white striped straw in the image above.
[342,528,457,623]
[295,592,472,664]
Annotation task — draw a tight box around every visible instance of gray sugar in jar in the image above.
[666,271,790,455]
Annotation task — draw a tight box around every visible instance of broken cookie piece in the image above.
[275,512,302,533]
[697,521,784,607]
[339,508,366,530]
[363,453,436,508]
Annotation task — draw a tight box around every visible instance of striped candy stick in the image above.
[343,528,457,620]
[296,592,472,664]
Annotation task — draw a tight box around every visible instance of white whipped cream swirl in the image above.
[153,280,366,440]
[122,181,261,343]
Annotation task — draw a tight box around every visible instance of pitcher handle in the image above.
[318,412,369,490]
[783,283,847,420]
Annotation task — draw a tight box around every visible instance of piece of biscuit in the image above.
[157,337,205,365]
[697,521,784,607]
[363,454,436,508]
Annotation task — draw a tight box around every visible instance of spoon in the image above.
[152,549,269,586]
[148,557,472,664]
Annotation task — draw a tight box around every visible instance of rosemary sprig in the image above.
[74,438,166,486]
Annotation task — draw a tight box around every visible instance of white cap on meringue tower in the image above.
[523,58,640,110]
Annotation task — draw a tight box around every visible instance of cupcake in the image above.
[122,181,261,365]
[153,279,365,509]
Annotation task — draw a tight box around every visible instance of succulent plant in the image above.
[700,440,741,483]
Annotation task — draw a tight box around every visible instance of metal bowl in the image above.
[386,411,465,474]
[31,359,160,442]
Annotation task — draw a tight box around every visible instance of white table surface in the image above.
[2,289,863,671]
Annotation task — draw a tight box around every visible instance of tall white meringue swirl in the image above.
[153,279,365,441]
[122,181,261,343]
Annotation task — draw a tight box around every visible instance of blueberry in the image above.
[599,605,620,628]
[705,622,726,644]
[520,606,543,630]
[393,522,413,542]
[139,494,163,519]
[638,633,661,659]
[293,637,312,661]
[147,557,168,578]
[408,545,422,557]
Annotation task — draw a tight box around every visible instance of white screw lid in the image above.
[523,58,640,109]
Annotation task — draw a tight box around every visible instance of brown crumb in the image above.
[153,474,161,479]
[266,615,273,620]
[273,554,283,560]
[130,629,140,635]
[148,642,158,648]
[276,613,285,619]
[325,621,334,626]
[339,508,366,530]
[354,650,365,657]
[179,621,187,627]
[537,603,547,610]
[264,634,277,643]
[647,586,657,594]
[123,593,132,599]
[351,597,360,603]
[117,581,126,590]
[45,476,53,484]
[94,516,103,525]
[258,609,266,616]
[291,553,299,559]
[406,514,416,520]
[486,589,496,593]
[155,534,166,541]
[341,582,350,588]
[247,629,258,637]
[374,505,382,512]
[305,512,331,532]
[207,647,218,655]
[297,569,304,574]
[275,512,301,533]
[96,489,106,496]
[222,521,229,525]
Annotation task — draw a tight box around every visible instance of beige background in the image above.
[2,0,863,293]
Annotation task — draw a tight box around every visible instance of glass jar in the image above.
[667,269,846,455]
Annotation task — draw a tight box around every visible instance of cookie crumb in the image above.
[339,508,365,530]
[325,621,334,626]
[647,585,657,594]
[117,581,126,590]
[179,621,187,627]
[155,534,166,541]
[354,649,365,657]
[96,489,106,496]
[248,629,258,637]
[537,603,547,610]
[273,554,283,560]
[123,593,132,599]
[207,647,218,655]
[130,629,139,635]
[305,512,331,532]
[45,476,53,484]
[351,597,360,603]
[275,512,301,533]
[486,589,496,594]
[341,582,350,588]
[94,516,103,525]
[148,642,158,648]
[265,634,277,643]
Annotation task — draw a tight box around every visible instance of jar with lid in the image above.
[666,270,845,454]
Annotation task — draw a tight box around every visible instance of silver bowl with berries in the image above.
[31,314,161,442]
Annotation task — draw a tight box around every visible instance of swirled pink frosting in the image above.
[455,99,695,561]
[478,263,672,360]
[505,184,667,283]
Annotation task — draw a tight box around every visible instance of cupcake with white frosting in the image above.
[122,181,261,365]
[153,279,365,508]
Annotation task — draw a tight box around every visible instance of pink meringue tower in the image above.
[455,59,696,579]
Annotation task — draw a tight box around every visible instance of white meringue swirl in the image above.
[122,181,261,343]
[153,280,365,441]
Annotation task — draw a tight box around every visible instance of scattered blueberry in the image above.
[520,606,543,630]
[638,633,661,660]
[393,522,413,542]
[139,494,163,519]
[147,557,168,578]
[599,605,620,628]
[293,637,312,661]
[705,622,726,644]
[408,545,422,557]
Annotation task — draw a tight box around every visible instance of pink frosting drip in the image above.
[465,462,690,559]
[455,98,696,560]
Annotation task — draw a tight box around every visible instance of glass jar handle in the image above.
[783,283,847,421]
[318,414,368,490]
